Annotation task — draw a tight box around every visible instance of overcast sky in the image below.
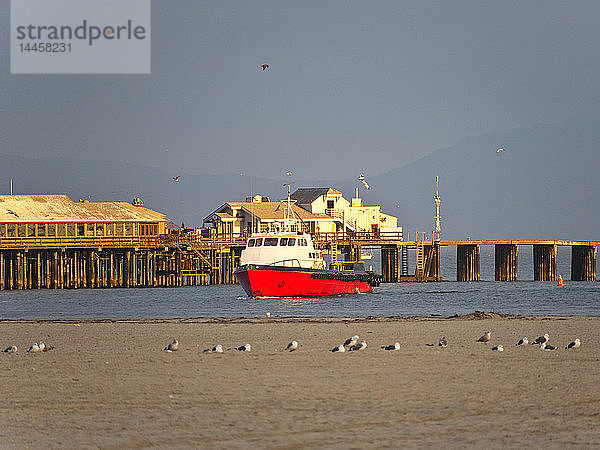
[2,1,600,180]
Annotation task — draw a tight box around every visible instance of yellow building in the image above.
[291,188,402,236]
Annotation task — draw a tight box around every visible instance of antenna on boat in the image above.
[282,182,296,232]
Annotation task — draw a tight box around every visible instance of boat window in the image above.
[255,238,263,247]
[299,239,307,246]
[288,238,296,246]
[279,238,288,246]
[247,239,255,247]
[264,237,278,246]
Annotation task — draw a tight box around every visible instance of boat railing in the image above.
[269,258,302,268]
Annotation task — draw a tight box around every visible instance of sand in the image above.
[1,314,599,449]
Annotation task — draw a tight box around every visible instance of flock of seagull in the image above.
[2,332,582,355]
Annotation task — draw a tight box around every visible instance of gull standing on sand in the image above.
[439,336,448,348]
[533,334,549,345]
[344,335,359,348]
[28,343,41,353]
[349,340,367,351]
[236,344,251,352]
[540,343,558,351]
[516,337,528,346]
[163,339,179,352]
[286,340,298,352]
[38,341,45,351]
[565,339,581,349]
[477,331,491,344]
[212,344,224,353]
[491,345,504,352]
[3,345,17,353]
[381,342,401,351]
[330,344,345,353]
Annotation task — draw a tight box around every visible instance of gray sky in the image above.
[2,1,600,180]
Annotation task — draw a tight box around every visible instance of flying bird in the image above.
[491,345,504,352]
[330,344,345,353]
[236,343,251,352]
[381,342,401,351]
[285,340,298,352]
[172,176,180,182]
[343,335,359,348]
[565,339,581,349]
[261,64,269,71]
[516,337,528,346]
[358,175,370,190]
[163,339,179,352]
[439,336,448,348]
[349,340,367,351]
[286,170,293,177]
[477,331,491,344]
[497,148,504,153]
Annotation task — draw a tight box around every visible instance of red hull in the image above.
[234,266,375,298]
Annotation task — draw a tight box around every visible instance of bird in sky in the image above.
[286,170,293,177]
[497,148,504,153]
[261,63,269,71]
[172,176,180,182]
[358,175,370,190]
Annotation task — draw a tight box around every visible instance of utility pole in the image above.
[434,176,441,241]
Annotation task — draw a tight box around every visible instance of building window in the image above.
[18,224,26,237]
[67,223,76,237]
[260,223,269,232]
[57,223,66,237]
[96,223,104,236]
[124,223,133,236]
[106,223,115,236]
[37,224,46,237]
[77,223,85,237]
[0,224,5,237]
[7,224,16,237]
[327,200,334,209]
[47,224,56,237]
[115,223,124,236]
[87,223,94,236]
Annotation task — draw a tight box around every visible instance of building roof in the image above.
[0,195,166,223]
[205,201,337,223]
[290,188,334,207]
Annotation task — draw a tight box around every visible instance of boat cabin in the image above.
[240,231,325,270]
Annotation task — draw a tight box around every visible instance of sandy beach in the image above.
[1,314,599,448]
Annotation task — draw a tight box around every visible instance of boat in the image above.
[233,187,381,298]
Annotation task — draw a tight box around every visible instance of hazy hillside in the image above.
[1,110,599,239]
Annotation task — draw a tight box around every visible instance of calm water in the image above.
[1,246,598,319]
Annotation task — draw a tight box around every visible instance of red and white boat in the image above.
[233,189,381,298]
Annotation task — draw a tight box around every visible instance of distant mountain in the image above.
[1,109,599,239]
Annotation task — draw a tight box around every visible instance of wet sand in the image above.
[1,314,599,448]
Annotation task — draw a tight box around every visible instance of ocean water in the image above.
[0,245,598,319]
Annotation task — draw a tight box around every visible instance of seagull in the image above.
[477,331,491,344]
[381,342,400,351]
[516,337,528,346]
[286,340,298,352]
[212,344,224,353]
[286,170,293,177]
[358,175,370,190]
[532,334,549,345]
[541,343,558,351]
[236,343,251,352]
[28,343,41,353]
[172,176,180,182]
[349,340,367,351]
[261,63,269,71]
[439,336,448,348]
[497,148,504,153]
[163,339,179,352]
[331,344,345,353]
[38,341,46,351]
[491,345,504,352]
[42,343,54,352]
[3,345,17,353]
[344,335,359,348]
[565,339,581,349]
